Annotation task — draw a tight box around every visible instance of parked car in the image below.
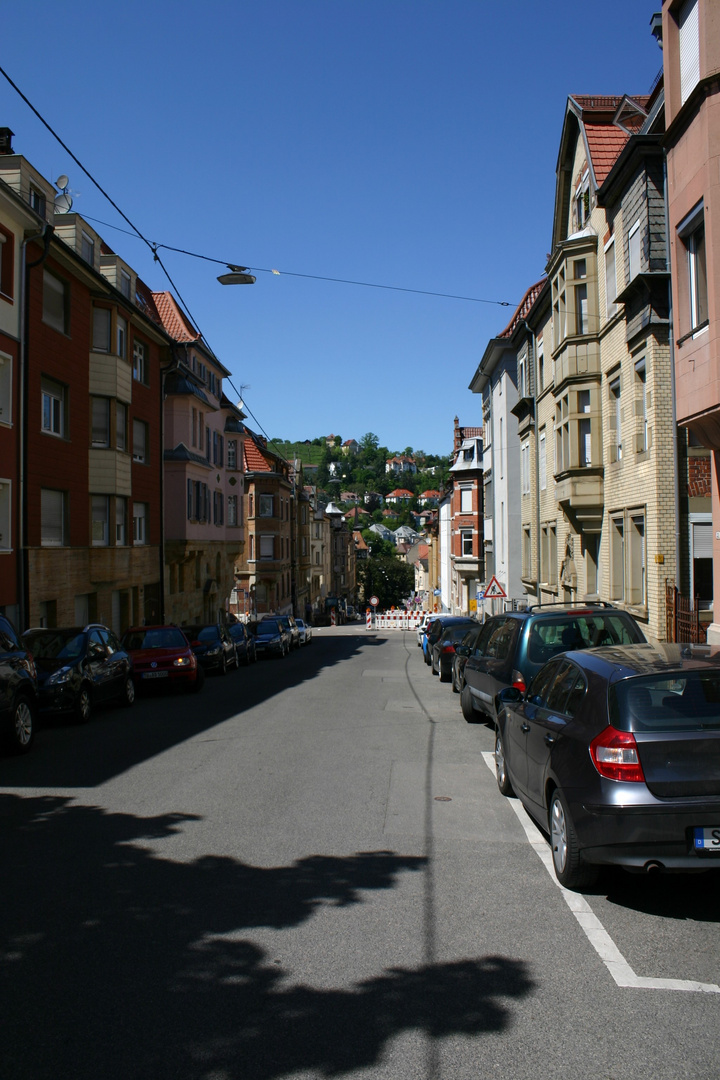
[0,614,37,753]
[416,613,434,648]
[251,618,291,658]
[277,615,301,650]
[451,623,484,694]
[228,621,257,665]
[121,625,203,692]
[430,619,477,681]
[423,616,473,665]
[181,624,238,675]
[460,603,646,725]
[295,618,313,645]
[493,642,720,889]
[23,624,134,723]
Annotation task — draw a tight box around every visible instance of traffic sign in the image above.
[369,595,379,607]
[483,575,507,599]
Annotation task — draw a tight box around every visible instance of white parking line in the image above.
[480,752,720,994]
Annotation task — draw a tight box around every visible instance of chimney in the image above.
[0,128,15,155]
[453,416,462,454]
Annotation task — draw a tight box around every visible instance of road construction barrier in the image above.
[366,610,428,631]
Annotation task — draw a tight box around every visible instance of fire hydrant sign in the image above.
[369,596,379,607]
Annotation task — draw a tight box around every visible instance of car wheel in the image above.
[494,727,514,796]
[10,695,34,754]
[424,648,431,666]
[242,646,251,667]
[431,653,439,676]
[549,788,598,890]
[190,664,205,693]
[119,674,135,708]
[460,684,478,723]
[439,662,450,683]
[220,653,228,676]
[76,684,92,724]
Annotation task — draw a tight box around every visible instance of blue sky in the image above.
[1,1,662,456]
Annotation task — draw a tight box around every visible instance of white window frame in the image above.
[81,231,95,266]
[115,496,127,545]
[604,236,617,316]
[91,495,110,547]
[132,340,147,382]
[679,0,700,105]
[260,534,274,560]
[132,502,147,546]
[132,418,147,463]
[521,441,530,495]
[460,529,473,557]
[42,377,67,438]
[628,220,641,281]
[116,315,127,359]
[539,432,547,491]
[460,485,473,513]
[91,397,110,448]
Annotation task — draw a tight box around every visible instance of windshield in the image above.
[611,671,720,732]
[24,629,85,660]
[123,628,188,650]
[527,614,644,664]
[257,621,281,634]
[182,626,219,642]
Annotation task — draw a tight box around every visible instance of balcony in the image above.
[89,352,132,403]
[555,468,604,528]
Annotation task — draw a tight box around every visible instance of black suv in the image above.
[0,614,38,753]
[460,603,646,725]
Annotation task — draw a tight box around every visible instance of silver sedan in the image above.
[295,619,313,645]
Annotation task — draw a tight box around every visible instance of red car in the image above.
[121,626,204,693]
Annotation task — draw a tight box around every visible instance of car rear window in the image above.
[526,614,643,665]
[124,629,187,650]
[611,672,720,732]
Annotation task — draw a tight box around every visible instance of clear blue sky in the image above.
[1,1,662,456]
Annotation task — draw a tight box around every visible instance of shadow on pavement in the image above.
[0,631,393,789]
[0,793,535,1080]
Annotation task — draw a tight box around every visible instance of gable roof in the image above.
[152,291,202,343]
[499,277,547,339]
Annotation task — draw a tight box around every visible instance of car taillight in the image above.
[511,669,526,693]
[590,726,645,783]
[442,644,456,654]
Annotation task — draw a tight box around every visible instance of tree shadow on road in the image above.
[1,793,535,1080]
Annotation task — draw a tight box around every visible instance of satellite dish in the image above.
[54,192,73,214]
[56,174,69,191]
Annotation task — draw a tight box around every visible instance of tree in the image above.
[359,552,414,610]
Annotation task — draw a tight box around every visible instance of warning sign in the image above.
[483,575,507,599]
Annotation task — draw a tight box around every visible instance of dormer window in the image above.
[81,231,95,266]
[120,269,131,299]
[29,185,46,218]
[575,172,590,229]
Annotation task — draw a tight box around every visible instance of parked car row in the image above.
[419,602,720,889]
[1,612,313,756]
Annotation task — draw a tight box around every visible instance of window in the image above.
[499,418,504,478]
[120,270,131,299]
[249,535,255,561]
[537,336,544,392]
[81,231,95,266]
[628,221,641,281]
[0,352,11,425]
[0,225,15,299]
[522,526,531,578]
[541,524,557,585]
[574,259,588,335]
[259,494,274,517]
[605,237,617,316]
[539,432,547,491]
[43,270,68,334]
[116,402,127,452]
[213,491,224,526]
[575,171,590,229]
[132,502,147,545]
[521,441,530,495]
[42,377,67,438]
[260,535,274,560]
[678,203,708,336]
[518,351,528,399]
[93,308,111,352]
[635,359,648,452]
[205,426,211,462]
[91,398,110,447]
[115,497,127,545]
[29,186,46,217]
[460,485,473,513]
[610,377,622,461]
[578,389,591,467]
[132,419,147,463]
[691,518,713,607]
[116,315,127,359]
[91,496,109,546]
[213,431,224,467]
[228,495,238,525]
[227,439,237,469]
[41,488,66,546]
[679,0,700,105]
[0,479,11,551]
[461,529,473,556]
[554,395,569,472]
[132,340,147,383]
[552,265,566,349]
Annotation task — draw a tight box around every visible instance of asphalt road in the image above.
[1,626,719,1080]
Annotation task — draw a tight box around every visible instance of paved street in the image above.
[1,626,719,1080]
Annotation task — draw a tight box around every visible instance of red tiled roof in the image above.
[151,291,201,343]
[584,123,629,186]
[388,488,414,498]
[417,544,429,558]
[244,437,271,472]
[499,278,546,339]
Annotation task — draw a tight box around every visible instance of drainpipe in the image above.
[18,223,52,631]
[663,149,681,590]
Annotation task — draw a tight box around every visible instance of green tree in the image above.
[359,552,414,609]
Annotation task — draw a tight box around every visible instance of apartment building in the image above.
[446,419,483,615]
[662,0,720,640]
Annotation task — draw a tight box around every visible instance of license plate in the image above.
[693,827,720,851]
[142,671,168,679]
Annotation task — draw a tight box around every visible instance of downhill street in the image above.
[1,626,719,1080]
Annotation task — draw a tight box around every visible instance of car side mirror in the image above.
[456,645,470,657]
[498,686,522,706]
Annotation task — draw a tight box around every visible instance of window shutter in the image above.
[679,0,700,105]
[693,522,712,559]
